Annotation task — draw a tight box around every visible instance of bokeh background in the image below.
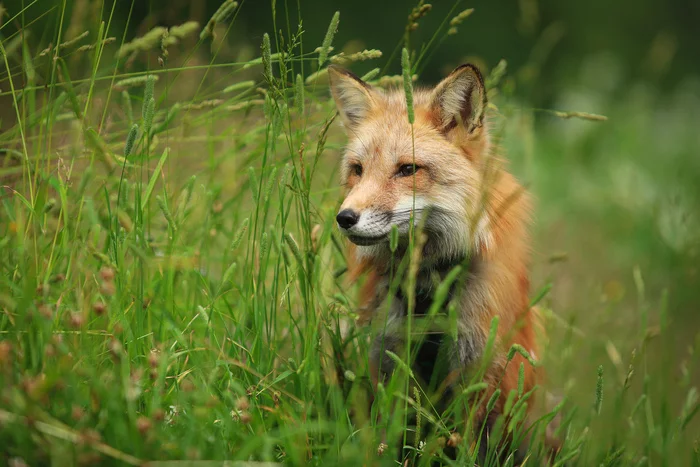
[2,0,699,461]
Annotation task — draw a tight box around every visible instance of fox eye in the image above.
[349,163,363,177]
[397,164,420,177]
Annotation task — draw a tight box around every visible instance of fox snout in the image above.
[336,198,424,246]
[335,207,398,246]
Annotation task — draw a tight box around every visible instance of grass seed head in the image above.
[551,110,608,121]
[114,75,159,90]
[318,11,340,67]
[401,48,414,124]
[361,68,381,81]
[450,8,474,27]
[329,49,382,65]
[157,196,178,232]
[487,388,502,413]
[518,362,525,396]
[124,124,138,157]
[59,30,89,50]
[261,33,273,84]
[118,27,167,58]
[295,74,305,115]
[407,3,432,32]
[222,80,256,94]
[201,1,238,40]
[304,68,328,85]
[168,21,200,40]
[390,225,399,252]
[596,365,604,414]
[143,98,156,134]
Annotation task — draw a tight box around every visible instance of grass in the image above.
[1,1,699,465]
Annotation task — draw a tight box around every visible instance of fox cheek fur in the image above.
[329,63,559,458]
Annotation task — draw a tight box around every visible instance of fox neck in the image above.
[356,224,484,276]
[391,253,475,314]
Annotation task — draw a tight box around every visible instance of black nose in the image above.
[336,209,359,229]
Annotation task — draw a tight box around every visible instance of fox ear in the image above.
[328,65,376,131]
[431,64,487,134]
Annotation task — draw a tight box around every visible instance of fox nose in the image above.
[336,209,359,229]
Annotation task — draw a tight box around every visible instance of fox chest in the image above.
[388,282,460,391]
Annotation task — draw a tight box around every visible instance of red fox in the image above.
[328,64,556,458]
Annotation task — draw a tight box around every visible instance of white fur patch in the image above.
[350,210,391,237]
[393,196,428,211]
[392,195,428,233]
[474,212,493,252]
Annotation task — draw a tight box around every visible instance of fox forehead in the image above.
[344,91,442,157]
[341,91,472,183]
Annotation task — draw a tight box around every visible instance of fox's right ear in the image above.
[430,64,487,135]
[328,65,376,132]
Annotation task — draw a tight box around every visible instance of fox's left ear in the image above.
[430,64,487,135]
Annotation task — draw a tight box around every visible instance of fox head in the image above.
[329,64,493,262]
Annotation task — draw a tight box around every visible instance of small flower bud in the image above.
[136,416,152,435]
[93,302,106,316]
[235,396,250,412]
[447,432,462,448]
[100,267,115,281]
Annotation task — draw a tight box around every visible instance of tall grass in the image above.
[0,1,698,466]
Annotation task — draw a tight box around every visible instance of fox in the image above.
[328,63,558,461]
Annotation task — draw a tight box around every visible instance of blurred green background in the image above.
[2,0,700,462]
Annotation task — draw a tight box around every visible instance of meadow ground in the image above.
[1,1,699,466]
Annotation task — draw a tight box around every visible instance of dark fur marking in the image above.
[460,88,474,129]
[328,65,372,90]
